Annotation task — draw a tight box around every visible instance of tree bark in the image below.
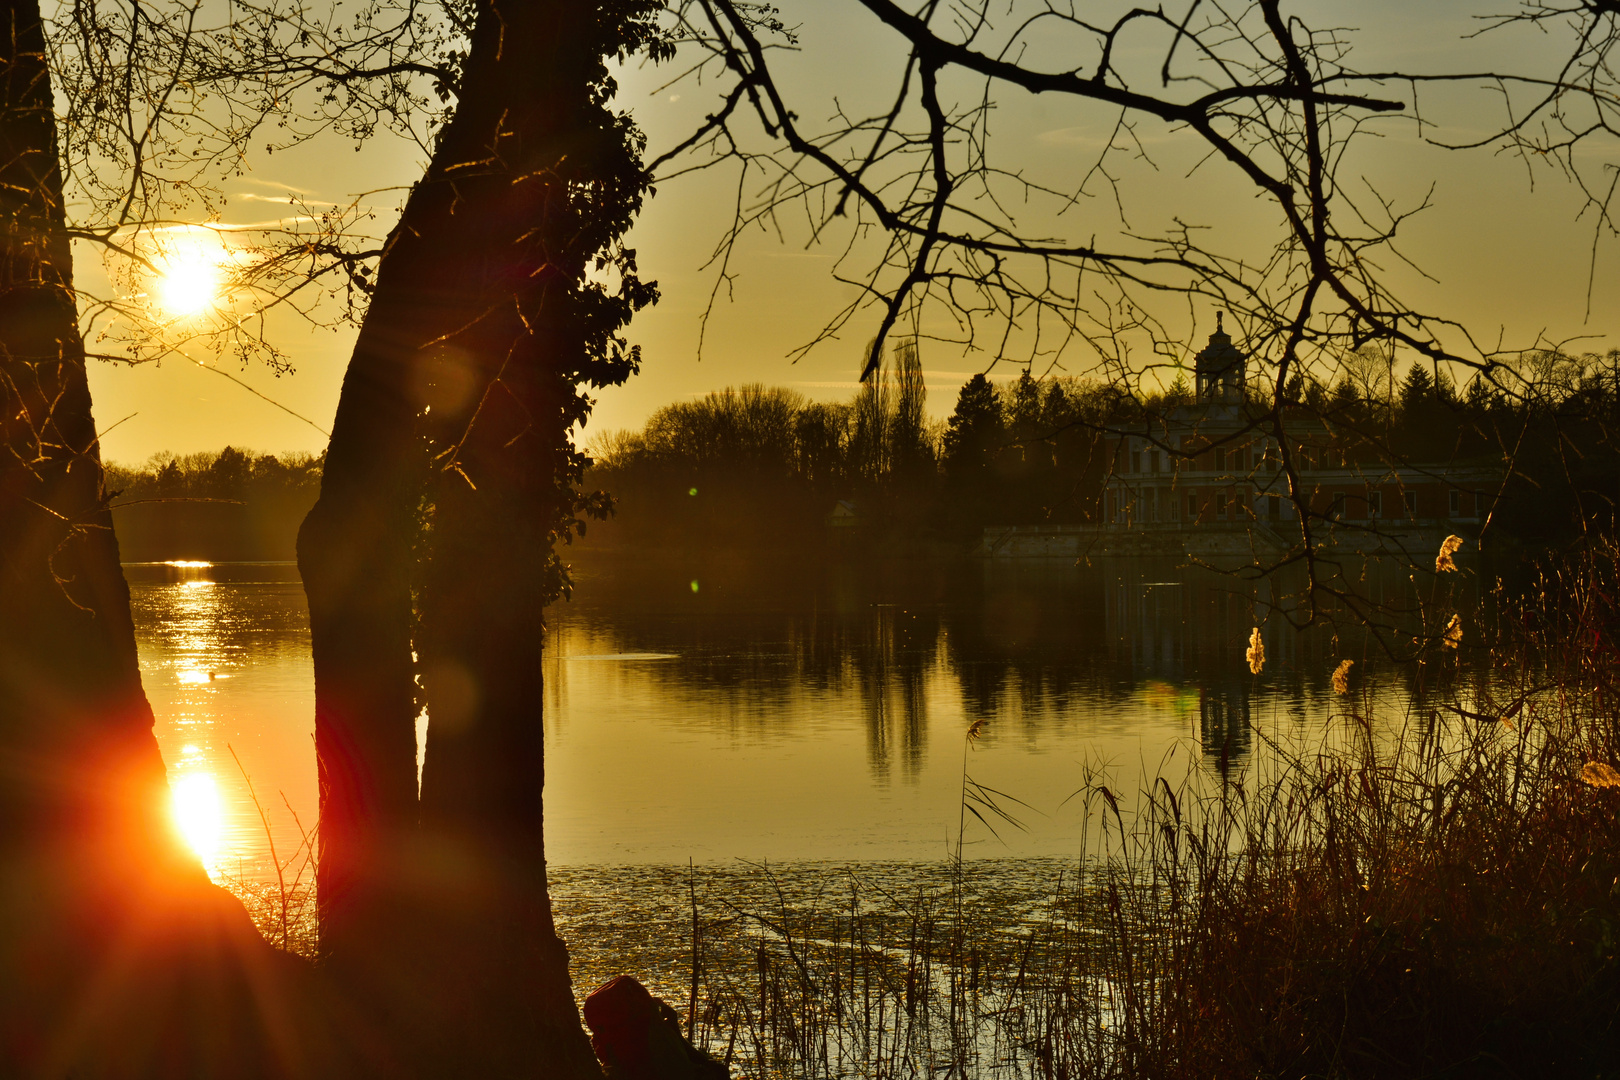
[0,0,166,867]
[0,3,320,1075]
[301,1,654,1073]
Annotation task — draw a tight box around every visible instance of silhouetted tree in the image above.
[889,339,932,483]
[297,2,664,1073]
[940,374,1004,528]
[0,3,315,1073]
[1398,364,1435,418]
[851,341,893,485]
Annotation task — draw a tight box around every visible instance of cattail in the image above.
[967,718,987,741]
[1245,627,1265,675]
[1442,613,1463,650]
[1580,761,1620,788]
[1435,534,1464,573]
[1331,659,1354,695]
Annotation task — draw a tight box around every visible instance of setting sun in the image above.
[170,772,224,867]
[152,234,227,317]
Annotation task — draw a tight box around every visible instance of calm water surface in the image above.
[128,552,1423,880]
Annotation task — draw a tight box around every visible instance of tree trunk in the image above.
[0,3,320,1075]
[301,1,654,1073]
[411,0,657,1061]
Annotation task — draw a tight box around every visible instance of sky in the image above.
[82,0,1619,465]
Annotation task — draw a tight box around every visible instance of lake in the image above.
[128,550,1430,881]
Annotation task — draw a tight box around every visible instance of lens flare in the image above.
[171,772,224,867]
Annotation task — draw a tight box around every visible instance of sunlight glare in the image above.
[153,236,226,317]
[171,772,224,867]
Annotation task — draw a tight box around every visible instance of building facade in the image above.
[982,318,1502,559]
[1103,318,1498,541]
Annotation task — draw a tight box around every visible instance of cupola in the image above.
[1193,312,1246,404]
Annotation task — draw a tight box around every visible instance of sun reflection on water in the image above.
[171,772,224,870]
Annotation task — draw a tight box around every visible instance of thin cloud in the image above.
[234,176,316,195]
[234,192,313,204]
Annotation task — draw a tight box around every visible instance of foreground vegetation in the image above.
[540,544,1620,1080]
[205,538,1620,1077]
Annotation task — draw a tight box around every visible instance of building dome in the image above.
[1194,312,1246,403]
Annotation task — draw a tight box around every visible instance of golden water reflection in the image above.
[127,561,315,890]
[126,554,1455,877]
[170,772,224,869]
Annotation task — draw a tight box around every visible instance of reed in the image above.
[607,542,1620,1080]
[221,747,319,956]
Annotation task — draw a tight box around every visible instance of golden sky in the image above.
[85,0,1618,464]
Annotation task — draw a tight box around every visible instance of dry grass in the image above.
[640,543,1620,1080]
[213,542,1620,1078]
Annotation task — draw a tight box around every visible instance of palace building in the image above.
[984,316,1501,559]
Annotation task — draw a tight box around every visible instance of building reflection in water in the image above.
[1098,556,1440,765]
[546,552,1424,785]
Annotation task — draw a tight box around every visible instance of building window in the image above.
[1233,490,1247,517]
[1150,451,1161,474]
[1187,493,1198,521]
[1368,491,1382,518]
[1215,493,1228,519]
[1405,491,1417,517]
[1214,447,1226,472]
[1131,450,1141,473]
[1268,494,1281,520]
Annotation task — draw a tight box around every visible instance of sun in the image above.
[152,234,227,317]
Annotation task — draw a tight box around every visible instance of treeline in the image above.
[586,345,1620,549]
[585,343,1138,548]
[106,447,323,561]
[1325,349,1620,539]
[103,349,1620,560]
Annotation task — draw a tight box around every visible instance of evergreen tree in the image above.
[1435,367,1459,408]
[941,374,1007,531]
[942,374,1004,479]
[1396,362,1460,461]
[1329,379,1360,417]
[1166,368,1192,405]
[1007,370,1044,465]
[1398,363,1435,417]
